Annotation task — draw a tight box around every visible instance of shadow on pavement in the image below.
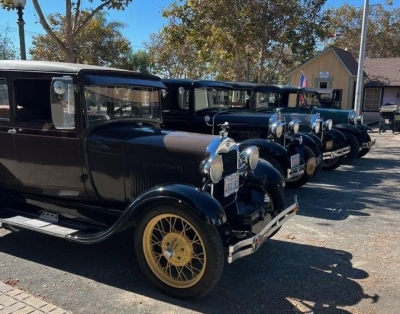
[0,228,376,314]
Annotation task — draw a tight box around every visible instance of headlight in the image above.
[310,114,321,134]
[240,146,259,170]
[288,120,300,134]
[348,110,356,124]
[201,155,223,183]
[270,121,284,138]
[357,115,363,125]
[323,119,333,131]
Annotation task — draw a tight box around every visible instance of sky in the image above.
[0,0,397,58]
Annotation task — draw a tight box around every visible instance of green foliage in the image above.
[325,3,400,58]
[0,25,18,59]
[117,50,152,73]
[147,0,328,82]
[29,11,131,66]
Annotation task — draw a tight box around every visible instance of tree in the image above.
[151,0,328,82]
[325,3,400,58]
[29,11,131,67]
[0,24,18,59]
[119,49,152,73]
[0,0,133,62]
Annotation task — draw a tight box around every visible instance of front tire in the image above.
[285,145,316,188]
[264,183,286,238]
[357,133,371,159]
[322,140,345,171]
[341,131,360,164]
[134,203,224,299]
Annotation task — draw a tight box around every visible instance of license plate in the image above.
[290,154,300,168]
[325,140,333,151]
[224,173,239,197]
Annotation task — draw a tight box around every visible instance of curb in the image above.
[0,282,72,314]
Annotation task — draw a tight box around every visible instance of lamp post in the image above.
[13,0,27,60]
[245,46,252,82]
[354,0,369,116]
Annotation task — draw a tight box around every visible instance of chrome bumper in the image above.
[323,145,351,160]
[287,165,305,180]
[362,139,376,150]
[227,197,299,264]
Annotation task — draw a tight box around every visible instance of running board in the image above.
[1,215,84,238]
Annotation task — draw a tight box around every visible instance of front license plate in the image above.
[290,154,300,168]
[224,173,239,197]
[325,140,333,151]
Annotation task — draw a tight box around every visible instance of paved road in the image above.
[1,127,399,314]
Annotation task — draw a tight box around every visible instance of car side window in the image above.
[0,78,10,121]
[14,78,52,123]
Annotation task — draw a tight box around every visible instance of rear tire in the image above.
[341,131,360,164]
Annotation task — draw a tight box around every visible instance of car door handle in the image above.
[7,128,17,134]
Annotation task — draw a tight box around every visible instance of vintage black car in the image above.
[227,82,351,171]
[0,61,298,299]
[161,79,322,188]
[259,85,375,162]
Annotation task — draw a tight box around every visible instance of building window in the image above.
[364,88,381,111]
[319,81,328,88]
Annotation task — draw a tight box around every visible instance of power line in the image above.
[0,24,41,36]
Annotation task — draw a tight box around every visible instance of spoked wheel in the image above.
[285,145,316,188]
[322,140,345,171]
[134,203,224,299]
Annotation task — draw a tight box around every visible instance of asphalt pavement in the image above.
[1,126,399,314]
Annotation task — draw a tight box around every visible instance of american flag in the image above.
[299,71,308,88]
[299,72,307,105]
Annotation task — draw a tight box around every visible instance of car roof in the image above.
[162,78,232,89]
[0,60,161,81]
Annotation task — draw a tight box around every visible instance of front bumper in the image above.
[287,164,305,180]
[362,139,376,150]
[227,196,299,263]
[323,145,351,160]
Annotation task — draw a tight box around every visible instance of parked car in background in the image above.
[227,82,351,171]
[161,78,322,188]
[0,61,298,299]
[254,84,375,162]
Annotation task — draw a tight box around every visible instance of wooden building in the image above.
[286,46,362,111]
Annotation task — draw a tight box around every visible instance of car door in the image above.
[0,77,19,191]
[9,75,86,200]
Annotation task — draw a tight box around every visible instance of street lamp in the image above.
[13,0,27,60]
[245,46,252,82]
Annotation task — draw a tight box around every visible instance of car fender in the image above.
[296,132,318,147]
[332,123,362,135]
[302,132,322,147]
[239,138,288,170]
[325,128,347,142]
[253,158,285,187]
[126,183,227,226]
[357,124,373,132]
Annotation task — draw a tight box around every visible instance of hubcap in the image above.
[142,213,206,288]
[306,157,317,175]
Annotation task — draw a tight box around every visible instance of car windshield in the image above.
[194,87,229,111]
[84,84,161,125]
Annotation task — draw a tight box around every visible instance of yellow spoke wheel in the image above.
[142,213,206,289]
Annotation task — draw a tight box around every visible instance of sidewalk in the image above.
[0,282,71,314]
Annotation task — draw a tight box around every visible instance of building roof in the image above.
[331,47,360,76]
[286,46,365,78]
[363,58,400,87]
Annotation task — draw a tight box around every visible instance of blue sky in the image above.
[0,0,397,57]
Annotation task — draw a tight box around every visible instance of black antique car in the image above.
[260,85,375,162]
[227,82,351,171]
[161,79,322,188]
[0,61,298,299]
